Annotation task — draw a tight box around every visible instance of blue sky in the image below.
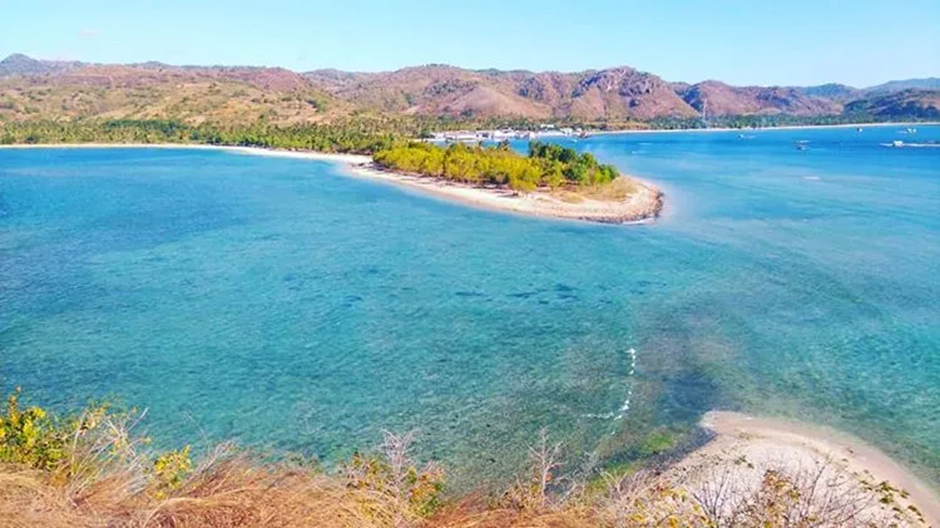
[2,0,938,87]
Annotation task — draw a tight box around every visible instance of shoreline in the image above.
[590,120,940,136]
[0,143,664,225]
[348,163,663,224]
[677,411,940,526]
[4,142,938,522]
[427,121,939,142]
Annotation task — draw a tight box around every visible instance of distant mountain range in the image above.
[1,53,937,125]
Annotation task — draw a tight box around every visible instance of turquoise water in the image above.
[2,126,938,488]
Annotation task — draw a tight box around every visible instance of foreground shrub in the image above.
[344,431,445,523]
[0,389,930,527]
[0,389,446,527]
[0,388,68,469]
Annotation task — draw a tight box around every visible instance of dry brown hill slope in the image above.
[844,89,940,119]
[677,80,842,116]
[2,54,938,124]
[304,64,697,119]
[0,60,342,125]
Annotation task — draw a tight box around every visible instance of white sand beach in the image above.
[672,411,940,526]
[0,143,663,224]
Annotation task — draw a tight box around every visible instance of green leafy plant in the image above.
[0,388,68,469]
[344,431,445,520]
[152,445,194,496]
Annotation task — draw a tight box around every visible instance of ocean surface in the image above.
[2,125,938,488]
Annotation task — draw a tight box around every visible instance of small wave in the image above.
[585,348,637,421]
[881,142,940,148]
[803,176,821,181]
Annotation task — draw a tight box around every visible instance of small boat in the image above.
[856,127,863,133]
[795,144,808,151]
[892,140,904,147]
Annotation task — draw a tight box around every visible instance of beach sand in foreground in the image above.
[674,411,940,526]
[0,143,663,224]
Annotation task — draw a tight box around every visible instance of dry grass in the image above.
[2,458,404,527]
[1,445,927,527]
[0,441,445,528]
[0,392,445,527]
[579,178,640,201]
[0,394,928,527]
[550,178,640,204]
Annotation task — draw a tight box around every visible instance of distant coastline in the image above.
[593,120,940,136]
[414,120,940,144]
[0,143,664,225]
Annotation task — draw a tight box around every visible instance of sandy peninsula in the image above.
[0,143,664,224]
[672,411,940,526]
[345,162,662,224]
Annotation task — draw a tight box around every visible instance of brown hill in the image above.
[678,80,842,116]
[844,89,940,119]
[304,65,696,120]
[569,67,697,119]
[305,65,553,117]
[2,54,938,125]
[0,61,340,125]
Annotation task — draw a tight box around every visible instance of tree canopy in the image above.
[372,141,619,192]
[0,118,409,153]
[1,119,622,194]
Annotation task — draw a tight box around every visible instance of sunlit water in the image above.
[2,125,938,488]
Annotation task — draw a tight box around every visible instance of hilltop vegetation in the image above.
[844,89,940,120]
[373,141,618,192]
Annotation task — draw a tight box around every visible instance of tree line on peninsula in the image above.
[373,141,618,192]
[2,119,621,193]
